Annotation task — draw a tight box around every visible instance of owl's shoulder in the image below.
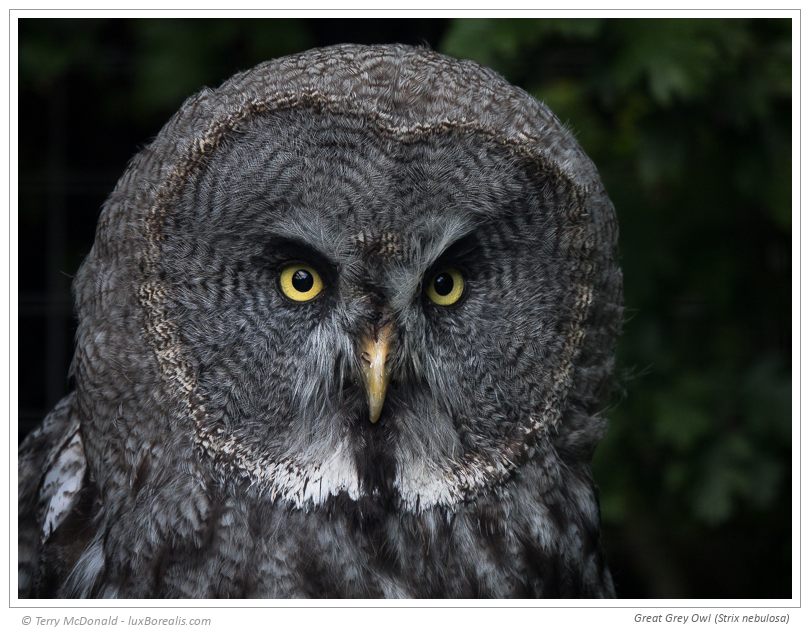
[19,393,91,597]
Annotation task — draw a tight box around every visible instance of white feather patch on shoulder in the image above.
[40,429,86,541]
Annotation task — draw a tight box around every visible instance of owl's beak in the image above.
[359,322,393,424]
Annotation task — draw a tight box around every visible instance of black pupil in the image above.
[433,272,454,296]
[292,269,314,293]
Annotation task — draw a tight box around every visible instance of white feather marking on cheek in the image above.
[393,459,456,508]
[274,440,361,508]
[307,441,362,504]
[204,428,361,509]
[394,415,544,512]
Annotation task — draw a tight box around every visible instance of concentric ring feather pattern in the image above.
[19,44,621,598]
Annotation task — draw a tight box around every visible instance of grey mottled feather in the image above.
[20,44,622,598]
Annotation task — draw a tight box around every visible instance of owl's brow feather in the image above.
[259,234,338,275]
[263,212,355,264]
[405,213,479,269]
[383,216,481,313]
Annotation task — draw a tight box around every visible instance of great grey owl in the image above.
[19,44,622,598]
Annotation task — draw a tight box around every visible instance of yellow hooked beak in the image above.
[359,323,393,424]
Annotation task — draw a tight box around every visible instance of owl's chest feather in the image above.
[66,466,612,599]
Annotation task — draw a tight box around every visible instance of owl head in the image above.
[72,44,621,518]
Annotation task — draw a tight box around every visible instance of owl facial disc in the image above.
[108,45,621,514]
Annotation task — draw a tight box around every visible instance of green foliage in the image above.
[444,18,791,596]
[18,20,108,89]
[19,19,315,124]
[127,20,314,119]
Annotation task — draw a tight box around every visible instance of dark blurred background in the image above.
[18,18,792,599]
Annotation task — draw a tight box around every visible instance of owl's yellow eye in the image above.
[425,267,465,306]
[279,263,324,302]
